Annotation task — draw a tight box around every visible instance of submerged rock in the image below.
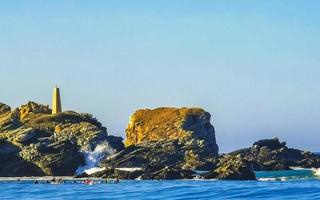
[0,101,124,176]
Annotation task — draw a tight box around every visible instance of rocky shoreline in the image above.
[1,102,319,180]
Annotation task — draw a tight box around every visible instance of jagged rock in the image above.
[102,140,217,171]
[19,101,51,121]
[0,103,11,114]
[0,104,20,131]
[253,138,286,150]
[0,101,124,176]
[204,155,256,180]
[54,122,108,149]
[228,138,320,171]
[19,140,85,176]
[0,127,38,144]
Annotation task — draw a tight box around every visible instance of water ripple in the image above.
[1,180,320,200]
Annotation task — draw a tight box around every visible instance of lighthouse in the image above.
[52,86,62,115]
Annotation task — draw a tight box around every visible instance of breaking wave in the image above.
[255,167,320,181]
[76,143,114,175]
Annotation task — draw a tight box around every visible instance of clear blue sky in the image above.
[1,1,320,152]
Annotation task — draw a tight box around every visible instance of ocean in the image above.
[0,170,320,200]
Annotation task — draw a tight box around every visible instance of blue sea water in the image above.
[1,170,320,200]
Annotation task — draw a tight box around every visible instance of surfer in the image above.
[115,177,120,184]
[34,180,39,184]
[17,179,21,184]
[51,177,63,184]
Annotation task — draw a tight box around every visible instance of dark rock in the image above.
[252,138,286,150]
[75,172,89,178]
[86,165,194,180]
[140,166,195,180]
[0,103,11,114]
[228,138,320,171]
[101,140,217,171]
[106,135,125,153]
[204,155,256,180]
[87,168,144,180]
[0,141,45,176]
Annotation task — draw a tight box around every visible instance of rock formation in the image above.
[82,166,195,180]
[227,138,320,171]
[0,101,124,176]
[101,107,219,172]
[3,101,319,181]
[125,107,219,154]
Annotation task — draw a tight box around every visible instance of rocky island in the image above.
[0,102,123,176]
[1,102,319,180]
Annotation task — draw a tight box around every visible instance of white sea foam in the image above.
[290,166,309,171]
[84,167,106,175]
[312,168,320,176]
[76,143,114,175]
[116,168,142,172]
[258,178,277,181]
[258,177,288,181]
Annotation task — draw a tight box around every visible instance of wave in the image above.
[255,167,320,181]
[116,168,142,172]
[76,143,114,175]
[258,177,287,181]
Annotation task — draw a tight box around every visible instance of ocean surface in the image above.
[1,170,320,200]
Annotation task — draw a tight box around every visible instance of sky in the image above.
[1,0,320,152]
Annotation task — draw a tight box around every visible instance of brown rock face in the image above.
[19,101,51,121]
[125,107,218,154]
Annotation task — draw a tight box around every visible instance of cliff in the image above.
[100,107,219,173]
[125,107,219,154]
[0,102,124,176]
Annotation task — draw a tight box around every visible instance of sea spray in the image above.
[312,168,320,177]
[76,143,114,175]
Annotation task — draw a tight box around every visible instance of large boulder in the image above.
[109,107,219,170]
[0,102,124,176]
[125,107,218,154]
